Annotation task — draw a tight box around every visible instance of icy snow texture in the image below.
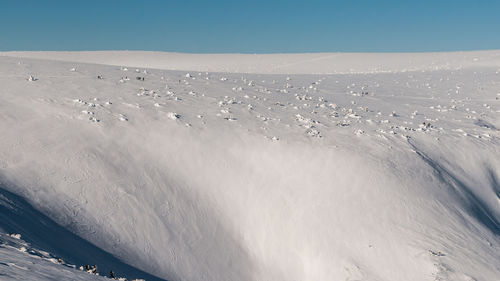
[0,51,499,281]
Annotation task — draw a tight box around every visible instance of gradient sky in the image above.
[1,0,499,53]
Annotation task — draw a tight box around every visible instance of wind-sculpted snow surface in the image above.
[0,52,499,280]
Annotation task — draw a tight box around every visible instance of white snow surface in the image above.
[0,51,499,281]
[2,50,500,74]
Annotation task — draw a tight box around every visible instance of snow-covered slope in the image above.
[0,185,162,280]
[0,231,110,281]
[0,52,499,281]
[2,50,500,74]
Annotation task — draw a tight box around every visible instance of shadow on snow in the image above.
[0,185,166,281]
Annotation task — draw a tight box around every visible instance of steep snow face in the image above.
[0,53,499,281]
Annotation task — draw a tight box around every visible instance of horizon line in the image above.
[2,48,500,55]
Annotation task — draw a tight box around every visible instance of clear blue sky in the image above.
[1,0,499,53]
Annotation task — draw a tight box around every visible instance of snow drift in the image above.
[0,51,499,280]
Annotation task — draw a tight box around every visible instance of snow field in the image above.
[0,52,499,280]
